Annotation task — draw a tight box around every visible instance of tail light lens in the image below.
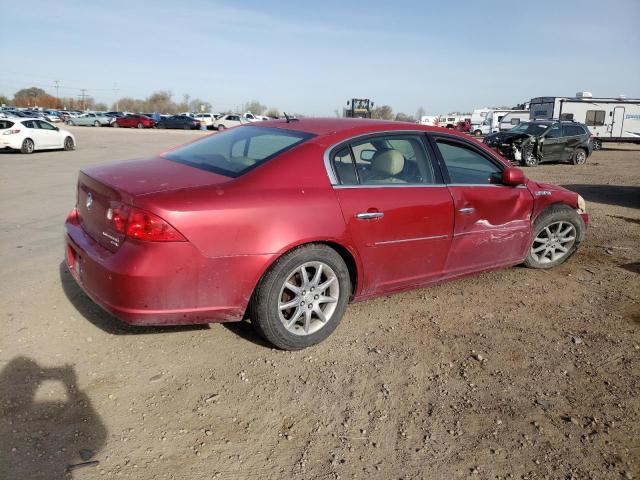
[2,129,21,135]
[106,203,186,242]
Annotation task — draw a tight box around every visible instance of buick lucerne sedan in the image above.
[64,119,588,350]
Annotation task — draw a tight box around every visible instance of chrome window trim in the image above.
[322,129,524,189]
[334,184,446,190]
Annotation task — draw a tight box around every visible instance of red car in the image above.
[115,114,156,129]
[65,119,588,350]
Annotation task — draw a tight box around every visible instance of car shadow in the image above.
[561,184,640,209]
[222,320,274,349]
[59,262,208,335]
[0,357,107,479]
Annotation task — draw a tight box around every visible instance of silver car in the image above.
[67,112,113,127]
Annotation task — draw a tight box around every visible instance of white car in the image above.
[193,113,217,129]
[1,118,76,154]
[243,112,269,122]
[213,114,252,130]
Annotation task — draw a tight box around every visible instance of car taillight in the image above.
[2,129,21,135]
[106,203,185,242]
[127,208,186,241]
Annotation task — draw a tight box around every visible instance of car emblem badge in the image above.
[86,192,93,210]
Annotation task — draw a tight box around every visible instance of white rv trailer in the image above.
[419,115,439,126]
[498,111,530,131]
[473,109,528,136]
[470,108,492,133]
[529,92,640,149]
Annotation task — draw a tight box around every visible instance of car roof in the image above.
[255,117,452,139]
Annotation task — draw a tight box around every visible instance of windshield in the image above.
[510,122,550,135]
[163,126,314,177]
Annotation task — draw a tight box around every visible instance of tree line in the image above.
[2,87,431,121]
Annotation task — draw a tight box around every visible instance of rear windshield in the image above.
[163,125,314,177]
[0,120,15,129]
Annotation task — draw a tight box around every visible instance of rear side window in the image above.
[585,110,605,126]
[164,126,313,177]
[435,139,501,185]
[0,120,15,129]
[563,125,586,137]
[351,135,434,185]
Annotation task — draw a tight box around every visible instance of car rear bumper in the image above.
[64,216,274,326]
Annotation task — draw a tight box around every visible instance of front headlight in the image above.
[577,195,587,213]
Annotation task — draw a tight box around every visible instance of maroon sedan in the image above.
[115,114,156,129]
[65,119,588,349]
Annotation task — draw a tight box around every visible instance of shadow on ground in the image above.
[59,262,209,335]
[561,184,640,209]
[0,357,107,479]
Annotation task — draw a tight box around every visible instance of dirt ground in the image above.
[1,126,638,480]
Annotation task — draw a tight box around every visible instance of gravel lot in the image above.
[1,126,638,480]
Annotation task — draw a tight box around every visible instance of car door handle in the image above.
[356,212,384,220]
[458,207,475,214]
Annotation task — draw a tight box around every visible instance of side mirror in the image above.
[502,167,526,186]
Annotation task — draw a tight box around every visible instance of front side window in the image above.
[164,126,313,177]
[350,135,434,185]
[435,139,502,185]
[585,110,605,126]
[546,124,562,138]
[22,120,36,129]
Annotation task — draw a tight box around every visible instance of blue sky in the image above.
[1,0,639,115]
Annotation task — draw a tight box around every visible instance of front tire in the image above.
[217,124,225,131]
[137,122,144,129]
[94,121,100,127]
[21,138,35,154]
[522,145,539,167]
[473,129,482,137]
[572,148,587,165]
[249,244,351,350]
[63,136,75,151]
[524,205,584,269]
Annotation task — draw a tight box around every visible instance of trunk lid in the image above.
[77,157,231,251]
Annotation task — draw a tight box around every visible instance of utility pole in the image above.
[79,89,87,111]
[113,86,120,112]
[53,80,60,108]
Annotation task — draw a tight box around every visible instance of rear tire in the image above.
[473,129,482,137]
[217,124,225,131]
[94,121,100,127]
[21,138,34,154]
[113,122,119,128]
[137,122,144,129]
[572,148,587,165]
[63,136,75,151]
[249,244,351,350]
[69,120,75,126]
[592,138,602,151]
[524,205,584,269]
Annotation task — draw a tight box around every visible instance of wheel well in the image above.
[242,241,359,320]
[315,241,358,297]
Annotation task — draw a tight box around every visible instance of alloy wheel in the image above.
[575,150,586,165]
[530,221,576,264]
[278,261,340,336]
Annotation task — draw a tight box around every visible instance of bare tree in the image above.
[371,105,394,120]
[415,106,426,120]
[265,108,280,118]
[242,100,267,115]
